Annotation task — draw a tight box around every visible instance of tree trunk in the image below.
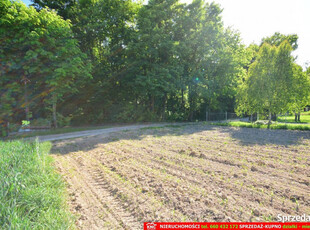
[161,94,167,121]
[298,112,300,122]
[151,95,155,113]
[5,121,9,137]
[295,112,298,122]
[181,87,184,109]
[188,84,194,121]
[1,119,9,137]
[52,94,57,129]
[24,76,30,121]
[189,96,193,121]
[268,110,272,129]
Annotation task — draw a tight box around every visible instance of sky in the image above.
[21,0,31,6]
[21,0,309,68]
[181,0,310,68]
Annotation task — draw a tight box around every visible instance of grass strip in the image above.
[0,140,73,229]
[211,121,310,131]
[277,114,310,123]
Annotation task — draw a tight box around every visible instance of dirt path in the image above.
[34,123,169,142]
[52,125,310,229]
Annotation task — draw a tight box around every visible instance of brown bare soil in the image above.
[51,124,310,229]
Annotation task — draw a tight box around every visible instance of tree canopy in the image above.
[236,39,309,127]
[261,32,298,50]
[0,0,91,129]
[0,0,309,135]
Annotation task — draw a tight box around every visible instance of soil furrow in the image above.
[51,124,310,228]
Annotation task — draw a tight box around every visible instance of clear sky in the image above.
[21,0,309,68]
[21,0,31,6]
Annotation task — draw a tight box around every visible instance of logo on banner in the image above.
[146,222,157,229]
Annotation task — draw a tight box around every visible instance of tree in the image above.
[261,32,298,50]
[236,41,295,128]
[125,0,182,120]
[174,1,247,120]
[175,0,224,120]
[1,0,260,126]
[31,0,76,20]
[287,64,310,121]
[0,0,92,128]
[65,0,139,123]
[306,66,310,76]
[0,83,19,137]
[125,0,247,121]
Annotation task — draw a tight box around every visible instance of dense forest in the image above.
[1,0,309,134]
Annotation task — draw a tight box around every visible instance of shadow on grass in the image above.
[50,123,310,155]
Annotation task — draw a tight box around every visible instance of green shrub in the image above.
[8,123,21,133]
[48,113,72,128]
[30,118,51,127]
[114,104,158,122]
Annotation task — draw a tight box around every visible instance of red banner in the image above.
[144,222,310,230]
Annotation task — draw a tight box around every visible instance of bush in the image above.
[30,118,51,127]
[8,123,21,133]
[56,113,72,127]
[46,113,71,128]
[113,104,158,122]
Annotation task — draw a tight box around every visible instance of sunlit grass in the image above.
[277,113,310,123]
[211,121,310,131]
[0,140,73,229]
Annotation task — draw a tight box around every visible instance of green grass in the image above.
[277,113,310,123]
[0,140,73,229]
[211,121,310,131]
[301,111,310,115]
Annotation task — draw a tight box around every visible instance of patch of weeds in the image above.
[110,137,120,142]
[220,198,228,207]
[262,214,274,222]
[0,140,74,229]
[140,126,163,130]
[164,125,183,128]
[141,124,184,131]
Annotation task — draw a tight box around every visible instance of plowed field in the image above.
[51,125,310,229]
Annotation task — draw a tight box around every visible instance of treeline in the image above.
[1,0,309,132]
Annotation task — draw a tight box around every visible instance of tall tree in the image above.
[173,0,247,120]
[287,64,310,121]
[236,41,296,127]
[64,0,139,123]
[126,0,182,120]
[0,0,92,128]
